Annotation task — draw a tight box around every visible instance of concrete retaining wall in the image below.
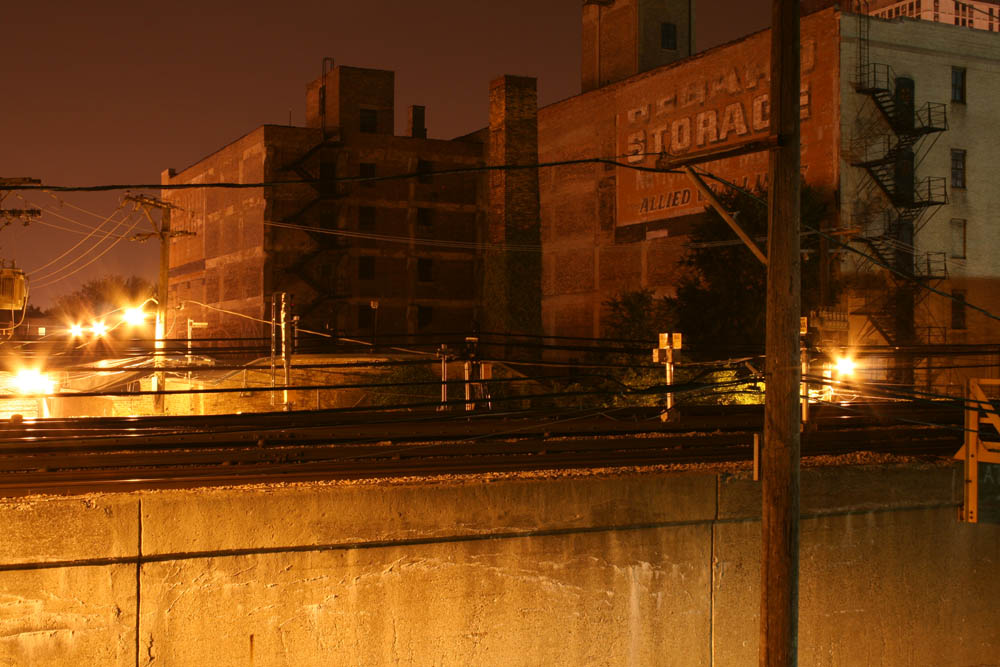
[0,462,996,665]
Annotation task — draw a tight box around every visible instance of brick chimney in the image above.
[408,105,427,139]
[483,75,541,341]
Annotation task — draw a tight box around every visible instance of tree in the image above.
[48,275,154,321]
[603,289,672,344]
[665,184,832,358]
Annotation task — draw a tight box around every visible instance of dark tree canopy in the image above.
[48,275,154,320]
[665,185,832,356]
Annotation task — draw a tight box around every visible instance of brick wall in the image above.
[485,75,542,340]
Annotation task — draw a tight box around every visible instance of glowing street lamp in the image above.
[123,307,147,326]
[834,356,857,378]
[91,321,107,337]
[69,323,84,337]
[13,369,55,395]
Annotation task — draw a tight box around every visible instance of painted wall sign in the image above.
[615,19,839,229]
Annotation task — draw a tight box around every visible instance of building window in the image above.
[359,108,378,133]
[951,290,967,329]
[951,149,966,189]
[950,219,966,258]
[358,305,374,329]
[358,256,375,281]
[417,305,433,329]
[416,207,432,230]
[661,22,677,50]
[417,159,433,184]
[320,161,337,197]
[360,162,376,187]
[358,206,376,231]
[417,258,433,283]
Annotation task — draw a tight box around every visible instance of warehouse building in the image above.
[538,1,1000,390]
[161,67,540,345]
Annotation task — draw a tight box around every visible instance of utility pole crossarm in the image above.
[683,166,767,265]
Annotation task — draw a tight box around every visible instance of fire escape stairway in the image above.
[851,62,948,349]
[275,151,351,319]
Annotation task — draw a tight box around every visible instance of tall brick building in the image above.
[162,67,540,345]
[537,2,1000,390]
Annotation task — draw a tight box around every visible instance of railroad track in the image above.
[0,402,963,495]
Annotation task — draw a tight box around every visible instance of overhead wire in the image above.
[24,203,129,276]
[31,211,145,288]
[691,166,1000,327]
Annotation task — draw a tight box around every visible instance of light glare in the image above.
[69,324,83,337]
[13,369,55,395]
[123,307,147,326]
[835,357,856,377]
[91,321,107,337]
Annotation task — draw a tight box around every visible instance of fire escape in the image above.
[273,135,352,331]
[849,4,949,384]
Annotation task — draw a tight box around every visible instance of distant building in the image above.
[162,67,540,346]
[538,1,1000,391]
[866,0,1000,31]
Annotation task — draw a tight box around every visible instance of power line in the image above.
[0,156,682,193]
[31,213,145,288]
[692,167,1000,327]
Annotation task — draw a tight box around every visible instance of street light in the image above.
[123,306,147,326]
[834,356,856,378]
[13,369,55,395]
[90,321,107,337]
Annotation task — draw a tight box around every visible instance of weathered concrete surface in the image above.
[0,463,997,666]
[0,495,138,565]
[139,473,717,554]
[140,527,711,666]
[0,565,134,667]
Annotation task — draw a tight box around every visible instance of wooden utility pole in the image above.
[124,194,190,414]
[761,0,801,661]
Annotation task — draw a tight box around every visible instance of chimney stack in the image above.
[409,105,427,139]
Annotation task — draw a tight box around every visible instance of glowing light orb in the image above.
[13,369,55,395]
[69,324,84,337]
[123,307,147,326]
[91,321,107,337]
[835,357,856,377]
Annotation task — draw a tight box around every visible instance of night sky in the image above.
[1,0,769,308]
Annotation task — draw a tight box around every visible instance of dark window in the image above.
[358,206,376,231]
[417,305,433,329]
[661,22,677,50]
[950,219,967,259]
[951,67,966,102]
[360,162,376,188]
[358,256,375,281]
[417,258,433,283]
[416,207,432,229]
[320,161,337,197]
[951,290,967,329]
[417,159,433,184]
[359,108,378,133]
[951,149,966,188]
[358,305,374,329]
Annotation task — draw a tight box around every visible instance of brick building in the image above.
[538,1,1000,390]
[867,0,1000,32]
[162,67,540,345]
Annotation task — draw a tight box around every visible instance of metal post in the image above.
[280,293,292,411]
[270,294,278,406]
[665,345,675,411]
[464,360,473,411]
[186,319,208,385]
[800,340,809,426]
[154,206,170,415]
[438,344,448,411]
[761,0,802,659]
